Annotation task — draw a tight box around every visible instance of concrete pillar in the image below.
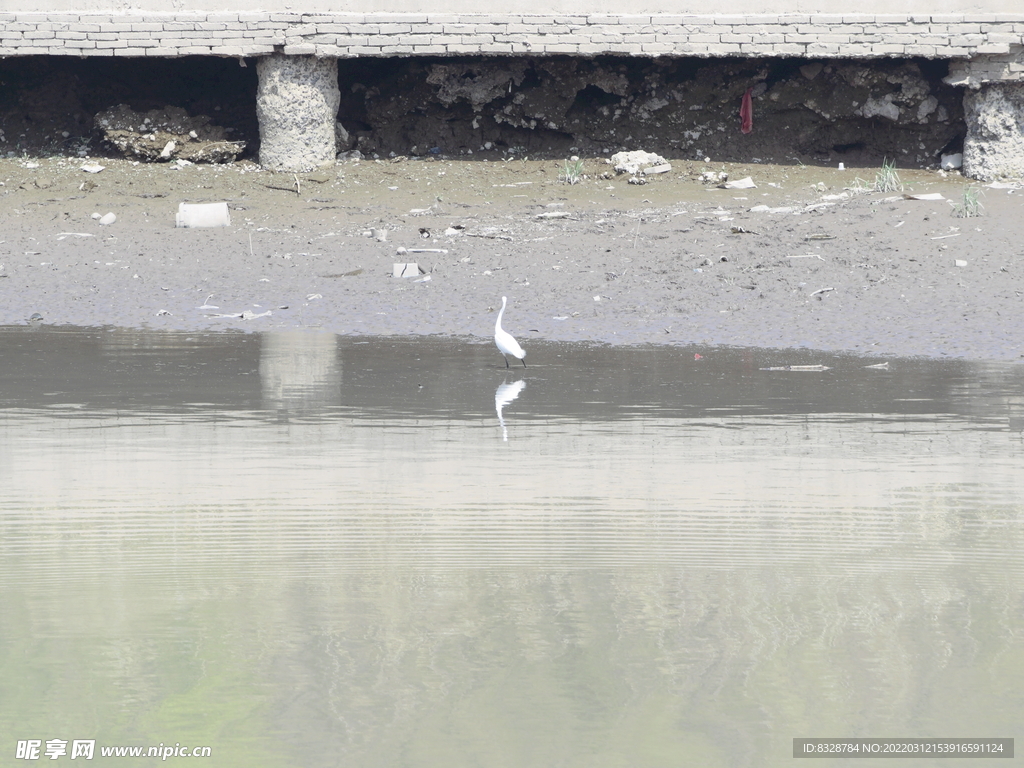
[946,50,1024,181]
[962,83,1024,182]
[256,54,340,171]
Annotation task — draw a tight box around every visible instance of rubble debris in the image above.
[96,104,245,163]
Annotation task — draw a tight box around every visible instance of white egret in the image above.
[494,296,526,368]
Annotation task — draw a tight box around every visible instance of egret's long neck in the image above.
[496,300,506,332]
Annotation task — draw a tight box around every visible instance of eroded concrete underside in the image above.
[339,56,964,167]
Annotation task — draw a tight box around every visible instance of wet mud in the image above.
[0,152,1021,361]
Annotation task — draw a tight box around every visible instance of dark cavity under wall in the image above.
[0,55,964,166]
[0,56,259,158]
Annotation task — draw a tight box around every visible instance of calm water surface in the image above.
[1,328,1022,767]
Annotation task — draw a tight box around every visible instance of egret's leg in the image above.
[521,358,527,368]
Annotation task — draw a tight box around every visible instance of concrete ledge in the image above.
[0,11,1022,59]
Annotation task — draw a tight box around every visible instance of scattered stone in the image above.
[701,171,728,184]
[800,62,824,81]
[610,150,669,175]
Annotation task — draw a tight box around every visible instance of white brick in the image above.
[720,33,754,43]
[976,43,1013,53]
[704,44,743,54]
[986,32,1024,43]
[210,45,256,55]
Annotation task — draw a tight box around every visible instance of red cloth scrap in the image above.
[740,87,753,134]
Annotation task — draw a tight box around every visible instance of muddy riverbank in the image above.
[1,153,1022,360]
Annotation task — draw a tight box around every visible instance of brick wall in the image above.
[1,12,1023,62]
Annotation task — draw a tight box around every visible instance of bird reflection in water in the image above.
[495,379,526,442]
